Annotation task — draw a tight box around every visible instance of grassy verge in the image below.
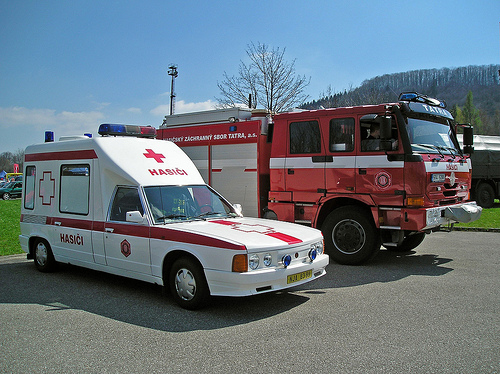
[453,201,500,230]
[0,199,22,255]
[0,199,498,256]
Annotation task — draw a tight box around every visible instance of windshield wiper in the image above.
[416,143,445,158]
[156,214,187,221]
[195,211,223,220]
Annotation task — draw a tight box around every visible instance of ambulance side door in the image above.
[52,164,94,263]
[104,186,151,274]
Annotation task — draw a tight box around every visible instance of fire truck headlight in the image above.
[263,254,272,267]
[431,173,446,183]
[426,208,442,226]
[249,254,260,270]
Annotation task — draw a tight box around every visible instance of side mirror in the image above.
[126,211,147,224]
[379,116,393,151]
[462,125,474,154]
[233,203,243,216]
[380,116,392,139]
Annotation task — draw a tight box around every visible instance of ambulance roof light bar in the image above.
[98,124,157,138]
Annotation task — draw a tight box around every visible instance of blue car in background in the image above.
[1,181,23,200]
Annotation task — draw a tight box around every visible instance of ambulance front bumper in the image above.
[204,254,329,297]
[423,201,482,230]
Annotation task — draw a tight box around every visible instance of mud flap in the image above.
[444,202,482,223]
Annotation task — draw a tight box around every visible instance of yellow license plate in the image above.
[287,269,312,284]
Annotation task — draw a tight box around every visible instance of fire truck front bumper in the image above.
[423,202,482,230]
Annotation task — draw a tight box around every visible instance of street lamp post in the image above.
[168,64,178,115]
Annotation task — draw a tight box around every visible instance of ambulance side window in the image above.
[24,166,36,210]
[289,121,321,154]
[329,118,354,152]
[110,187,144,222]
[60,164,90,215]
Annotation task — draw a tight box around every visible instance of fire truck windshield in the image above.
[406,117,459,155]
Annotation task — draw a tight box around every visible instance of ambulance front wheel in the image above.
[322,206,380,265]
[169,257,210,310]
[33,238,57,272]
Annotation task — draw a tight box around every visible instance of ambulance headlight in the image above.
[315,241,324,255]
[249,254,260,270]
[263,254,272,267]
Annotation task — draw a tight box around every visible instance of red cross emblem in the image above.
[144,149,165,163]
[39,171,55,205]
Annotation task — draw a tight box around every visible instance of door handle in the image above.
[105,228,114,233]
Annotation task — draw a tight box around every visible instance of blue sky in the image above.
[1,0,499,154]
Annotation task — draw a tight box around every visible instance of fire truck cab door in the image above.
[285,120,326,202]
[356,114,404,205]
[104,187,152,274]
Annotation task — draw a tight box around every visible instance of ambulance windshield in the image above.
[144,185,238,224]
[406,117,459,155]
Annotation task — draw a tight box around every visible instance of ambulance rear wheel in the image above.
[322,206,380,265]
[169,257,210,310]
[33,239,56,272]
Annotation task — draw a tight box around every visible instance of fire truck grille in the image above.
[439,199,459,206]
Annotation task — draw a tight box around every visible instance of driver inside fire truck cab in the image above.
[361,118,398,151]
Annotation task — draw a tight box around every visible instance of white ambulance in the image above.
[20,124,328,309]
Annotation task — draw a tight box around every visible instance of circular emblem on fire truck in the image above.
[121,239,131,258]
[375,171,392,189]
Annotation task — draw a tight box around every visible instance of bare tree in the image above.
[217,42,310,113]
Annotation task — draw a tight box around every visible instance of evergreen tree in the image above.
[462,91,483,133]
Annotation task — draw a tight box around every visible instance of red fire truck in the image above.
[158,93,482,265]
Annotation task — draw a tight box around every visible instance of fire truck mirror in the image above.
[380,116,392,140]
[463,125,473,145]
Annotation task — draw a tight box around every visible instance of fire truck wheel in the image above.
[33,239,57,272]
[169,257,210,310]
[389,232,426,252]
[2,192,10,200]
[322,207,380,265]
[475,182,495,208]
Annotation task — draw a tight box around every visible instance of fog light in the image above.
[249,254,260,270]
[282,254,292,268]
[308,247,317,261]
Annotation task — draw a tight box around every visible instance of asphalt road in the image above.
[1,231,499,373]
